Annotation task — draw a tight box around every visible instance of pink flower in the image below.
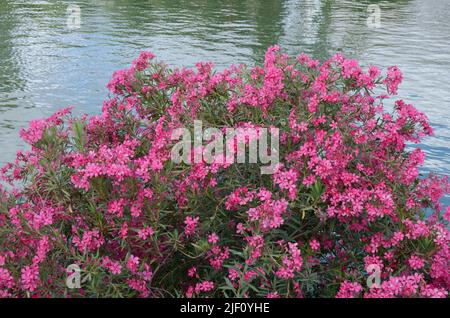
[207,246,230,270]
[207,233,219,244]
[138,226,154,240]
[443,206,450,221]
[247,198,289,231]
[384,66,403,95]
[364,274,424,298]
[126,278,149,297]
[273,167,298,200]
[276,242,303,279]
[33,236,50,264]
[336,281,362,298]
[21,265,40,292]
[142,263,153,282]
[132,51,156,72]
[0,268,15,290]
[420,285,448,298]
[187,267,198,278]
[245,235,265,265]
[72,229,104,253]
[102,257,122,275]
[341,59,361,79]
[194,281,214,294]
[120,222,129,240]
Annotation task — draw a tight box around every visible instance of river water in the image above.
[1,0,449,205]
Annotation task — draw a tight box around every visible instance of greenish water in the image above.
[0,0,449,204]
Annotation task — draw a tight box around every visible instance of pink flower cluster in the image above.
[0,47,448,298]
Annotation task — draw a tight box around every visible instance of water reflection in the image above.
[0,0,449,204]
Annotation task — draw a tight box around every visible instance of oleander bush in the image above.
[0,46,449,298]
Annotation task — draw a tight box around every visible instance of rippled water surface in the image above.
[1,0,449,204]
